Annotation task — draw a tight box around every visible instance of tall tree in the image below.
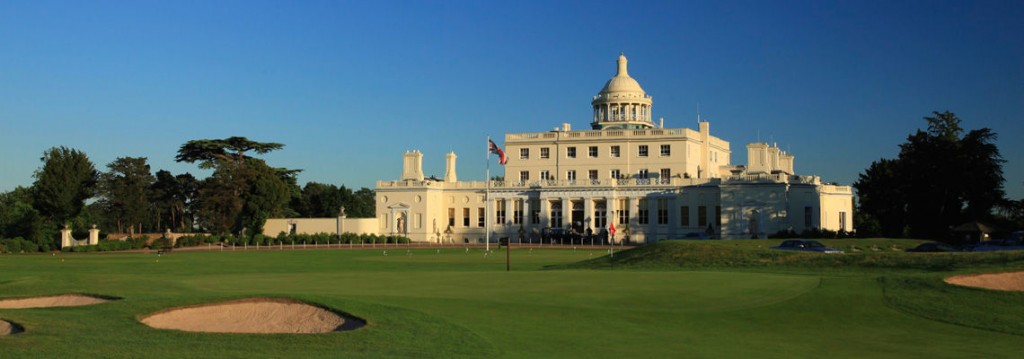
[855,111,1005,240]
[176,137,297,235]
[150,170,197,233]
[31,147,98,225]
[0,187,47,244]
[100,157,155,236]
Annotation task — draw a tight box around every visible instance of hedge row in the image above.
[0,237,44,253]
[173,232,410,248]
[61,238,148,252]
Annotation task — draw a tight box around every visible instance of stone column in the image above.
[540,198,551,228]
[583,197,594,234]
[60,226,73,248]
[89,225,100,245]
[523,199,531,228]
[561,198,571,229]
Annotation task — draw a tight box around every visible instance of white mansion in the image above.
[370,54,854,243]
[267,54,853,242]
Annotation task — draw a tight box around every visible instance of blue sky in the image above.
[1,0,1022,198]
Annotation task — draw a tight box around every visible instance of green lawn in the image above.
[1,241,1023,358]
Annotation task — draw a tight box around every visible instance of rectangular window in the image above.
[513,200,523,225]
[530,199,540,224]
[611,146,621,158]
[478,207,485,227]
[496,199,506,225]
[660,168,670,180]
[660,144,671,156]
[698,206,707,226]
[415,213,422,229]
[540,170,551,180]
[611,169,621,179]
[588,170,598,180]
[680,206,690,226]
[618,199,629,224]
[567,147,576,158]
[550,200,563,228]
[520,148,529,160]
[638,145,649,157]
[594,204,607,228]
[540,147,550,159]
[638,169,649,179]
[567,170,576,181]
[588,146,598,158]
[805,207,813,229]
[839,211,847,232]
[657,198,668,225]
[638,199,649,225]
[463,208,470,227]
[519,171,529,182]
[448,208,456,227]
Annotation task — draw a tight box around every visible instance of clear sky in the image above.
[1,0,1022,199]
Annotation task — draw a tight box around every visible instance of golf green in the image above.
[0,246,1021,358]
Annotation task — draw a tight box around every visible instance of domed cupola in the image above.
[591,53,654,130]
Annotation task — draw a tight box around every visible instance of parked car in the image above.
[771,240,844,254]
[905,242,965,253]
[973,238,1024,252]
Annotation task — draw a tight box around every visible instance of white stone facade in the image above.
[375,54,854,243]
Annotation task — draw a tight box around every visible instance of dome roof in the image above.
[598,53,646,94]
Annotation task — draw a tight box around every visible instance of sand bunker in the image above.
[140,298,363,334]
[1,319,23,335]
[945,271,1024,291]
[0,294,111,309]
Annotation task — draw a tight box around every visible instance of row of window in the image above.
[519,168,674,181]
[445,203,723,228]
[519,144,671,160]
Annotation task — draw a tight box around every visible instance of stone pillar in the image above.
[88,226,99,245]
[564,198,572,229]
[504,198,514,233]
[583,197,594,234]
[540,198,551,228]
[60,226,73,248]
[523,199,531,228]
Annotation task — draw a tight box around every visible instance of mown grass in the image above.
[562,239,1024,272]
[0,242,1022,358]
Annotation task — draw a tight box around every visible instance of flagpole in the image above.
[486,135,491,253]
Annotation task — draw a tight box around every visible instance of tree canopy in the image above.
[31,147,99,225]
[854,111,1006,240]
[175,136,284,169]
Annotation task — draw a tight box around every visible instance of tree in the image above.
[854,111,1005,240]
[175,137,284,168]
[854,159,905,237]
[99,157,155,236]
[31,147,98,226]
[150,170,198,233]
[0,187,48,244]
[177,137,297,235]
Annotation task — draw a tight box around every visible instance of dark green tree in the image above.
[177,137,297,235]
[100,157,155,236]
[0,187,48,244]
[150,170,198,233]
[31,147,98,226]
[854,111,1005,240]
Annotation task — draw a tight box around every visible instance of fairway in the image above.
[1,245,1022,358]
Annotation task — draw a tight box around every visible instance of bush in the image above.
[0,237,40,253]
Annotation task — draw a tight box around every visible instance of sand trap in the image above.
[0,294,111,309]
[140,298,363,334]
[1,319,23,335]
[945,271,1024,291]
